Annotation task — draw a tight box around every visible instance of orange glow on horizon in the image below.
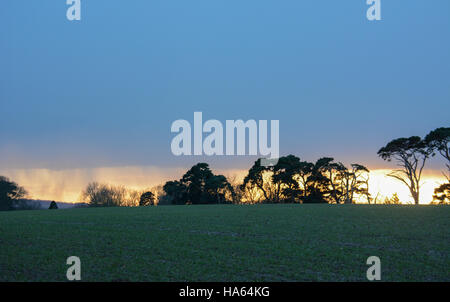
[0,166,447,205]
[366,169,447,205]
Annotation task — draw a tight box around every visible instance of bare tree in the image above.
[378,136,431,205]
[81,182,128,207]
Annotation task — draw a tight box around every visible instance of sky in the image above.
[1,1,449,202]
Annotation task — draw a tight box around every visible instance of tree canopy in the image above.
[240,155,369,204]
[377,136,431,205]
[425,127,450,180]
[139,191,155,206]
[0,176,27,211]
[163,163,234,205]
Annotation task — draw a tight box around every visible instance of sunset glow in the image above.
[1,167,446,205]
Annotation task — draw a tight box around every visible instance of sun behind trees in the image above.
[78,124,450,207]
[158,156,370,205]
[377,136,430,205]
[425,127,450,204]
[5,127,444,209]
[78,156,372,206]
[240,156,370,204]
[81,182,142,207]
[378,127,450,205]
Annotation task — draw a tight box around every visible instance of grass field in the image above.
[0,204,449,282]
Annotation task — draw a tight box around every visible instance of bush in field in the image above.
[49,201,58,209]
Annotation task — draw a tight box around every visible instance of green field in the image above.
[0,204,449,282]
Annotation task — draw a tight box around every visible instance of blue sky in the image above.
[1,0,449,172]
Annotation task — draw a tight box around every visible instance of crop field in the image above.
[0,204,449,282]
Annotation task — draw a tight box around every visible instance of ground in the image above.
[0,204,448,281]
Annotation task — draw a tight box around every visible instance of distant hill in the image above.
[18,199,89,210]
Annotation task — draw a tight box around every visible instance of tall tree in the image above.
[163,181,187,205]
[303,157,334,203]
[322,161,346,204]
[425,127,450,180]
[272,155,302,203]
[242,159,271,202]
[205,175,234,204]
[296,161,314,200]
[163,163,234,204]
[378,136,431,205]
[0,176,27,211]
[181,163,215,204]
[312,160,369,204]
[340,164,370,204]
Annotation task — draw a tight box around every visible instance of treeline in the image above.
[77,156,374,207]
[80,126,448,207]
[0,127,448,210]
[162,157,371,205]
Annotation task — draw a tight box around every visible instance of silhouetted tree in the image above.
[163,180,187,205]
[432,183,450,204]
[81,182,127,207]
[162,163,234,205]
[49,201,58,209]
[321,160,346,203]
[139,191,155,206]
[242,156,368,204]
[182,163,215,204]
[296,161,315,200]
[242,159,271,202]
[0,176,27,211]
[242,156,337,203]
[272,155,303,203]
[242,157,296,203]
[324,162,370,204]
[378,136,431,205]
[303,157,334,203]
[425,127,450,180]
[205,174,234,204]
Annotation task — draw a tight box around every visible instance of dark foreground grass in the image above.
[0,204,448,281]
